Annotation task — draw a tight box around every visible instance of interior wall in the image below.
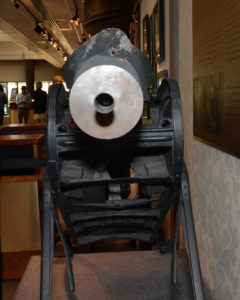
[0,60,62,82]
[140,0,240,299]
[34,60,63,81]
[0,60,25,82]
[179,1,240,300]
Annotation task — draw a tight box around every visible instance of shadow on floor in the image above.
[2,279,20,300]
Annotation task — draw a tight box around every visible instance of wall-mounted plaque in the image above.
[143,14,150,59]
[193,1,240,158]
[153,0,165,64]
[149,13,154,66]
[149,12,157,87]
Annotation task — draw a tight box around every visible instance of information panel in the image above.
[193,0,240,157]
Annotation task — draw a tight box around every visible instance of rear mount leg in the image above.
[171,195,181,284]
[180,163,205,300]
[51,191,75,293]
[41,176,54,300]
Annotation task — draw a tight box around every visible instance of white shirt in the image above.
[16,93,31,108]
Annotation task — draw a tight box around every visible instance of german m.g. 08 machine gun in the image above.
[41,28,204,300]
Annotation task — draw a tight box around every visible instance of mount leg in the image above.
[171,197,181,284]
[41,176,54,300]
[180,163,205,300]
[51,193,75,292]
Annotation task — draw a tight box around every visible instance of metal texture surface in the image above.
[64,28,152,100]
[69,64,143,139]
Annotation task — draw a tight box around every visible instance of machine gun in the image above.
[41,28,204,300]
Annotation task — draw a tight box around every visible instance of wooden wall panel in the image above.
[0,181,41,252]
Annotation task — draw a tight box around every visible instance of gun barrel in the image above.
[69,64,143,139]
[65,28,152,140]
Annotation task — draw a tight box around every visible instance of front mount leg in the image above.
[41,175,54,300]
[180,163,205,300]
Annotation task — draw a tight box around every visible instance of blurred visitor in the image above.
[16,86,31,124]
[0,84,7,125]
[48,75,71,124]
[32,81,47,123]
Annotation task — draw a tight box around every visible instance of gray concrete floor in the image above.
[14,250,194,300]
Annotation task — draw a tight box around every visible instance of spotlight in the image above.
[53,42,57,48]
[63,55,68,62]
[48,35,53,44]
[70,11,80,25]
[41,29,48,38]
[34,22,43,35]
[12,0,20,9]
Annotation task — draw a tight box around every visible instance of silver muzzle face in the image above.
[69,65,144,140]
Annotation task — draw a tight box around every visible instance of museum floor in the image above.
[3,249,194,300]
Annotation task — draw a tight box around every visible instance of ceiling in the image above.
[0,0,136,68]
[0,0,86,68]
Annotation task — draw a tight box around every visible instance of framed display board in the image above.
[149,13,154,65]
[193,1,240,158]
[10,88,17,101]
[142,14,150,59]
[153,0,165,64]
[149,13,157,87]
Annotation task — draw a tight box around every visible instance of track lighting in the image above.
[11,0,67,63]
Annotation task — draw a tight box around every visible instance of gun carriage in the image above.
[41,28,204,300]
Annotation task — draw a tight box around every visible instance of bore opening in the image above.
[160,118,171,128]
[94,93,114,114]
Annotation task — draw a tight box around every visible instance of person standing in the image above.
[0,84,7,125]
[49,75,71,124]
[16,86,31,124]
[32,81,47,123]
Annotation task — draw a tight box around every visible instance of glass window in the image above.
[8,82,18,101]
[42,81,50,93]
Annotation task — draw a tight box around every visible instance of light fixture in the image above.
[63,55,68,61]
[41,29,48,38]
[70,11,80,25]
[82,34,86,42]
[34,22,43,35]
[57,47,64,55]
[47,35,53,44]
[12,0,20,9]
